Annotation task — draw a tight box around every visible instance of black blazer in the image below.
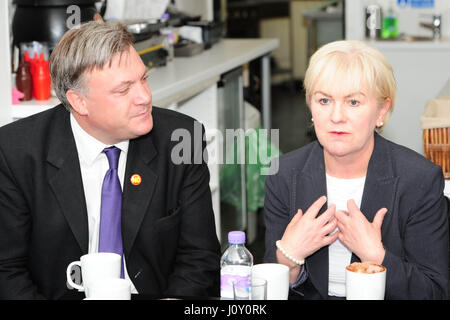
[0,104,221,299]
[264,133,449,299]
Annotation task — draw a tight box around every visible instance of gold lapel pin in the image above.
[130,174,142,186]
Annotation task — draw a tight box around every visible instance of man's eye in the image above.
[116,88,129,94]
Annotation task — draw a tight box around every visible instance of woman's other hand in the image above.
[335,199,387,263]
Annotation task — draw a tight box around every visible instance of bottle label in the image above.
[220,265,251,299]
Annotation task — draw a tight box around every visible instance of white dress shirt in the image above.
[326,173,366,297]
[70,114,138,293]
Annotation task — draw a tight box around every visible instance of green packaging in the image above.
[381,16,399,38]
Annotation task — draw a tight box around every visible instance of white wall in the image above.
[346,0,450,40]
[0,0,12,126]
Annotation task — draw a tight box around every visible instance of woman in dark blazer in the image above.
[264,40,448,300]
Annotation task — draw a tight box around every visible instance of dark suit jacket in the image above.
[0,104,221,299]
[264,133,449,299]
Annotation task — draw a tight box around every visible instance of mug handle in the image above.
[66,261,84,291]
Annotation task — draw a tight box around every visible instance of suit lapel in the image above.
[121,133,158,255]
[352,133,398,262]
[46,107,89,253]
[293,142,329,299]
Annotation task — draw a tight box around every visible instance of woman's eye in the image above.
[319,98,330,105]
[349,99,360,107]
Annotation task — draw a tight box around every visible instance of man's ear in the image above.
[66,89,88,116]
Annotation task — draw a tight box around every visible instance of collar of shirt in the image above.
[70,113,129,166]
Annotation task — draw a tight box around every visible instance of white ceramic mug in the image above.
[66,252,122,296]
[251,263,289,300]
[86,278,132,300]
[345,264,386,300]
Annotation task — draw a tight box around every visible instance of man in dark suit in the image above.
[0,21,220,299]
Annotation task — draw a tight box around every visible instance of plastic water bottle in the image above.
[220,231,254,299]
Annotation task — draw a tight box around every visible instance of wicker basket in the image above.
[422,97,450,179]
[423,127,450,179]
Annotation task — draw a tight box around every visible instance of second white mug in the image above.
[345,263,386,300]
[251,263,289,300]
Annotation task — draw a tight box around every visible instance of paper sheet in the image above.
[104,0,169,21]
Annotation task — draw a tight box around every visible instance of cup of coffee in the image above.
[345,261,386,300]
[66,252,122,296]
[251,263,289,300]
[86,278,132,300]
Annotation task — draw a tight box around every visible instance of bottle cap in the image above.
[228,231,246,245]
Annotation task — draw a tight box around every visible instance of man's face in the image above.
[77,45,153,144]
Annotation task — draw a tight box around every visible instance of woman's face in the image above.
[309,86,390,162]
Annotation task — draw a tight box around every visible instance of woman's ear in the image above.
[377,98,391,127]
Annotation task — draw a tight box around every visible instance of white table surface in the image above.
[367,37,450,51]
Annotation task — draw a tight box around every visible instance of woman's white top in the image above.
[326,173,366,297]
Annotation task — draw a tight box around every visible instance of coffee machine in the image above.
[12,0,107,52]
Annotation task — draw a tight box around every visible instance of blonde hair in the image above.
[49,21,133,111]
[303,40,396,124]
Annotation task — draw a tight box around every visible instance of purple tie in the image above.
[99,146,124,278]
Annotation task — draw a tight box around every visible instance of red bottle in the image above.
[25,51,38,98]
[33,53,51,101]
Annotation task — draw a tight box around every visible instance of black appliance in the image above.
[12,0,107,52]
[186,21,223,50]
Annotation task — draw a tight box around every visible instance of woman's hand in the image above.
[335,199,387,264]
[277,195,338,281]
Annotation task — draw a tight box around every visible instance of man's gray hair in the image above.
[49,21,134,111]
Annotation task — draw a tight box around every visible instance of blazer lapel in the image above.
[293,142,329,299]
[46,107,89,253]
[121,133,158,256]
[351,133,398,263]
